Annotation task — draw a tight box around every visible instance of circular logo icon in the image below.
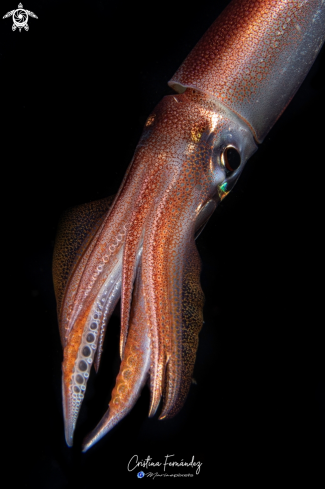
[137,471,145,478]
[13,8,28,28]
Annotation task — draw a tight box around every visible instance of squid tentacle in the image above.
[82,261,151,452]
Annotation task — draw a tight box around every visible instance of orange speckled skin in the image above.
[55,88,256,447]
[82,262,152,450]
[53,0,325,449]
[170,0,325,141]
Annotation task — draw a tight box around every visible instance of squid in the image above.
[53,0,325,451]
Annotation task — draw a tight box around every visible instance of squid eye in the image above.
[222,146,241,173]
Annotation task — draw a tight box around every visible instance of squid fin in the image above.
[52,195,115,324]
[160,239,204,419]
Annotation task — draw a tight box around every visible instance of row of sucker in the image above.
[120,168,164,359]
[82,261,151,452]
[68,291,109,433]
[94,276,121,372]
[65,247,124,443]
[84,225,128,299]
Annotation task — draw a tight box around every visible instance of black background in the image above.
[1,0,324,486]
